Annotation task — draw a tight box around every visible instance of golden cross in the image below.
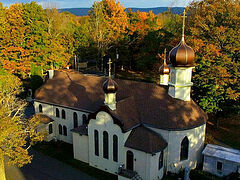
[107,58,112,77]
[182,9,187,41]
[164,48,167,62]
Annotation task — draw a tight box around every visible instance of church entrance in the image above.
[126,150,134,171]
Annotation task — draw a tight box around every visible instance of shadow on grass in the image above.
[33,141,117,180]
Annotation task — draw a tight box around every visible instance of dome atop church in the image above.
[169,9,195,67]
[159,50,170,75]
[169,39,195,67]
[103,78,118,94]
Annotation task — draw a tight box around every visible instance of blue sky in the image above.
[1,0,192,8]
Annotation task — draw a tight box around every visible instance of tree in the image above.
[0,68,44,179]
[187,0,240,114]
[89,0,128,58]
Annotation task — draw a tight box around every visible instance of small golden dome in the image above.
[158,50,170,75]
[103,78,118,94]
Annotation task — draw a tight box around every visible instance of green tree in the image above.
[187,0,240,114]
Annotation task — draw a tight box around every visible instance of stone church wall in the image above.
[73,133,89,163]
[88,111,131,175]
[149,124,206,173]
[34,101,89,144]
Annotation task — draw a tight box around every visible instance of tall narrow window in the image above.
[56,108,60,118]
[39,104,42,113]
[73,112,78,128]
[113,135,118,162]
[217,161,223,171]
[180,136,189,161]
[103,131,109,159]
[49,124,53,134]
[62,109,66,119]
[94,130,99,156]
[158,151,163,170]
[63,126,67,136]
[126,150,134,171]
[59,124,62,135]
[82,114,87,124]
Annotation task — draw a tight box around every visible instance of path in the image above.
[5,149,96,180]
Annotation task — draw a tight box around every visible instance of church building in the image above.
[33,10,207,180]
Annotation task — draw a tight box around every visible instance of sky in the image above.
[1,0,192,8]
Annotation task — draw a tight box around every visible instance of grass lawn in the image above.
[206,115,240,149]
[33,141,117,180]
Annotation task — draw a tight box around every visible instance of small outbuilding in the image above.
[202,144,240,177]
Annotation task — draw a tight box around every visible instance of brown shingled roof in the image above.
[125,126,167,154]
[35,70,207,131]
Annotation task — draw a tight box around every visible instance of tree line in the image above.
[0,0,239,114]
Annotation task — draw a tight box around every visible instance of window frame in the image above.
[59,124,62,135]
[62,109,66,119]
[217,161,223,172]
[158,150,163,170]
[63,125,67,136]
[39,104,43,113]
[180,136,189,161]
[113,135,118,162]
[103,131,109,159]
[56,108,60,118]
[94,130,99,156]
[73,112,78,128]
[49,124,53,134]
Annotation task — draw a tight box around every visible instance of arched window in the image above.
[82,114,87,124]
[73,112,78,128]
[49,124,53,134]
[158,151,163,170]
[103,131,109,159]
[126,150,134,171]
[94,130,99,156]
[113,135,118,162]
[62,109,66,119]
[180,136,189,161]
[56,108,60,118]
[63,126,67,136]
[39,104,42,113]
[59,124,62,135]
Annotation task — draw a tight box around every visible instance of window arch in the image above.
[103,131,109,159]
[56,108,60,118]
[180,136,189,161]
[49,124,53,134]
[73,112,78,128]
[63,126,67,136]
[39,104,42,113]
[158,151,163,170]
[59,124,62,135]
[62,109,66,119]
[94,130,99,156]
[126,150,134,171]
[82,114,87,124]
[113,135,118,162]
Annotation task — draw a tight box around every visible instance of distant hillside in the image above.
[59,7,184,16]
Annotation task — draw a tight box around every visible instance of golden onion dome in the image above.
[169,9,195,67]
[103,78,118,94]
[159,50,170,75]
[169,39,195,67]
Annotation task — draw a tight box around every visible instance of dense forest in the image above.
[0,0,239,115]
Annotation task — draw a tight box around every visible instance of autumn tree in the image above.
[0,68,44,179]
[187,0,240,114]
[89,0,128,59]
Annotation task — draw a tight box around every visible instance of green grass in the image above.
[33,141,117,180]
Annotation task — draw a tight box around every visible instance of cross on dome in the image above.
[107,58,112,78]
[181,9,187,42]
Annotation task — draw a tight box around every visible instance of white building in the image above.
[33,14,208,179]
[203,144,240,177]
